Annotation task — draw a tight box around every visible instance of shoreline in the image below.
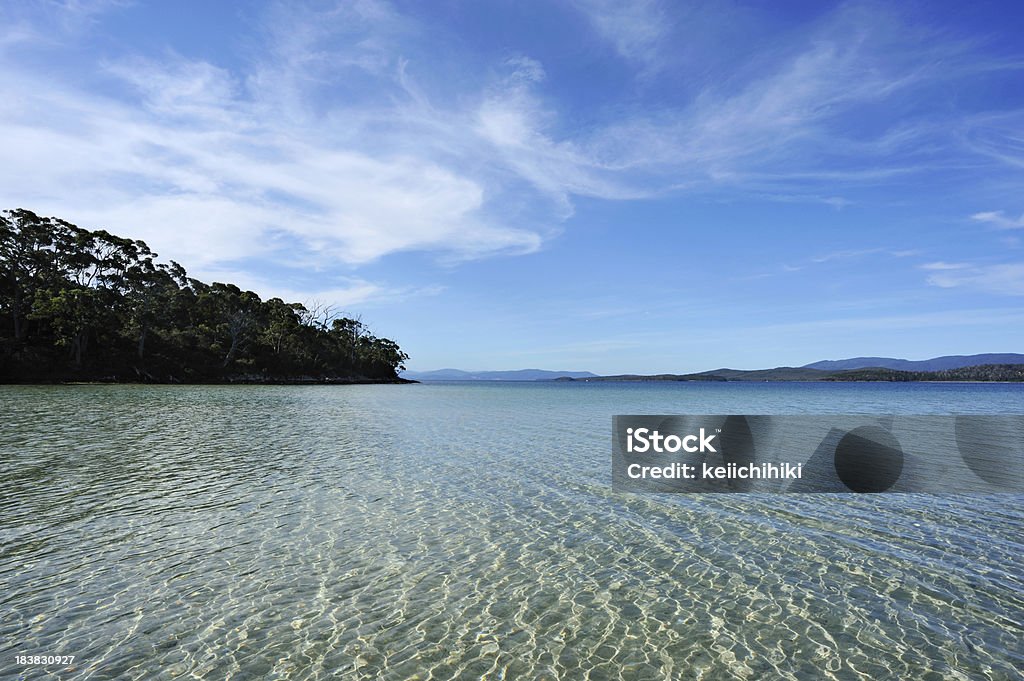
[1,377,419,386]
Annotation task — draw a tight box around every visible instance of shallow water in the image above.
[1,382,1022,680]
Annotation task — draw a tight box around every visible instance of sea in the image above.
[1,381,1021,679]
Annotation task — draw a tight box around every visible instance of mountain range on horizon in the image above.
[800,353,1024,372]
[401,353,1024,381]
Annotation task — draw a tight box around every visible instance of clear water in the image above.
[1,382,1022,680]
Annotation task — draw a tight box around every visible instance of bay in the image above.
[1,382,1022,679]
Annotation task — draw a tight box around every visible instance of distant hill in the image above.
[403,353,1024,383]
[824,364,1024,382]
[562,364,1024,383]
[400,368,599,381]
[577,367,828,382]
[583,367,827,382]
[802,353,1024,372]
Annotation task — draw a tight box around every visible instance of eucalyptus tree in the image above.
[1,209,410,382]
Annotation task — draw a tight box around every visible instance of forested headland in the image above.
[0,209,410,384]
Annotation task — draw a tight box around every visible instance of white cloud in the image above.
[192,267,443,310]
[753,306,1024,332]
[920,261,970,271]
[104,57,241,121]
[925,263,1024,295]
[0,53,545,270]
[473,59,648,213]
[971,210,1024,229]
[571,0,668,67]
[811,248,885,263]
[0,0,126,50]
[2,0,1023,308]
[961,110,1024,170]
[796,248,920,266]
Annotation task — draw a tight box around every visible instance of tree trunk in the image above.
[223,335,239,368]
[12,287,22,340]
[72,334,83,366]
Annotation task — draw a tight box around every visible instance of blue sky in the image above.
[2,0,1023,373]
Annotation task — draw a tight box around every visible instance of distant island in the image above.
[1,209,411,384]
[561,364,1024,382]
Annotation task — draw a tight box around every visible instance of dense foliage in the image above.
[0,209,409,383]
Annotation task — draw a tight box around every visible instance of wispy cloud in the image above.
[196,267,444,311]
[750,306,1024,333]
[0,0,126,50]
[971,210,1024,229]
[2,0,1023,308]
[751,193,853,209]
[960,110,1024,170]
[0,12,548,273]
[778,247,919,273]
[810,248,887,264]
[920,261,970,271]
[923,262,1024,295]
[570,0,668,68]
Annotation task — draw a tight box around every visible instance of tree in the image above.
[0,209,410,382]
[123,261,184,361]
[29,286,107,366]
[330,316,366,374]
[0,209,75,341]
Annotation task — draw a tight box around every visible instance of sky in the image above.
[2,0,1023,373]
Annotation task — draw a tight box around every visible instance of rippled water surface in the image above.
[1,382,1022,680]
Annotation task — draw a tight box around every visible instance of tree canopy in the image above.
[0,209,409,383]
